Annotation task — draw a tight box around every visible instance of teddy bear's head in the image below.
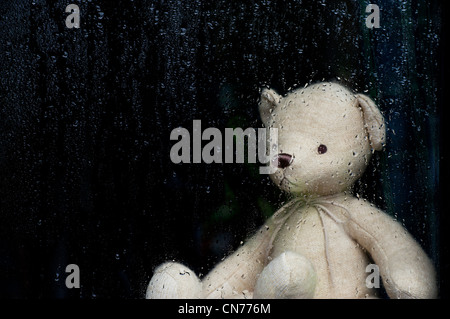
[259,82,385,197]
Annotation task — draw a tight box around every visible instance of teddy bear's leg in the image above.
[253,251,317,299]
[146,262,202,299]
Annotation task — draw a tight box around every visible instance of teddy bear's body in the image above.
[266,195,373,299]
[202,194,375,299]
[147,82,437,299]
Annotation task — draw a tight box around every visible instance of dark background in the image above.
[0,0,446,298]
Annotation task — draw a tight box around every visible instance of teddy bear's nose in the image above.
[276,153,293,169]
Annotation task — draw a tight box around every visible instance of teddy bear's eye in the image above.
[318,144,327,154]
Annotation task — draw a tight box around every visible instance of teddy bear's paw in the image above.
[146,262,202,299]
[253,251,317,299]
[385,260,438,299]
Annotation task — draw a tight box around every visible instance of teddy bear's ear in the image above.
[259,88,282,126]
[356,94,386,151]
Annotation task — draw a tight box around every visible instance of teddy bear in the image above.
[146,81,437,299]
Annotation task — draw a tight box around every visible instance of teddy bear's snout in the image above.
[276,153,293,169]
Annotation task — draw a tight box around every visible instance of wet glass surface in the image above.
[0,0,446,298]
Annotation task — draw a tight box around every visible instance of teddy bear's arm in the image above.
[202,202,293,298]
[343,200,437,299]
[202,219,279,298]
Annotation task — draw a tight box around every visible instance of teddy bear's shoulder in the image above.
[342,195,386,217]
[335,195,403,237]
